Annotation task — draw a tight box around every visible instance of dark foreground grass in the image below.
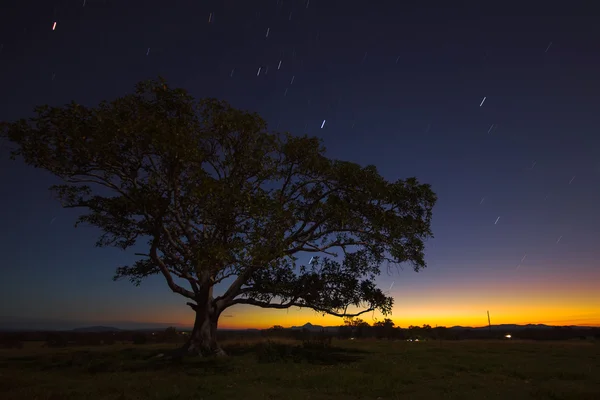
[1,338,599,399]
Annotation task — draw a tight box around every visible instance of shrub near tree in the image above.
[161,326,179,343]
[263,325,287,340]
[45,333,68,348]
[1,78,436,358]
[131,333,147,345]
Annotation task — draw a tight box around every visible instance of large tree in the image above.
[1,78,437,357]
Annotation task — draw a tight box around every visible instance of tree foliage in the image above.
[1,77,437,321]
[374,318,395,328]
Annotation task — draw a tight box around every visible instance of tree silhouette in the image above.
[344,317,371,338]
[1,78,436,357]
[374,318,395,339]
[162,326,178,342]
[344,318,370,328]
[374,318,395,328]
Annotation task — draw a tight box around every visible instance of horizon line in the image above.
[3,322,600,331]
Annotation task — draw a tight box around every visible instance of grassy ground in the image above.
[1,338,599,399]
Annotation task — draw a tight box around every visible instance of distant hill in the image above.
[286,323,597,332]
[1,316,596,332]
[289,323,339,332]
[72,326,122,333]
[61,323,595,334]
[447,324,570,331]
[0,316,191,332]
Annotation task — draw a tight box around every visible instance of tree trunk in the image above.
[181,304,226,357]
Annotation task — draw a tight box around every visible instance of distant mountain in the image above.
[72,326,122,333]
[290,322,319,330]
[1,316,596,333]
[0,316,191,332]
[284,323,597,333]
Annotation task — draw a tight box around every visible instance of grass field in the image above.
[1,338,599,399]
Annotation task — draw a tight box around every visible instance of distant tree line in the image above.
[262,318,600,342]
[1,322,599,350]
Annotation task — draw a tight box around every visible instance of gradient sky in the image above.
[1,1,599,330]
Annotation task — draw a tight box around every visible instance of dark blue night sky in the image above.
[1,1,599,330]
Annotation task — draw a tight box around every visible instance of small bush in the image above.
[103,336,116,345]
[256,340,298,363]
[302,335,332,350]
[46,333,68,348]
[159,327,179,343]
[131,333,147,345]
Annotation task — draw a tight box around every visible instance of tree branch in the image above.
[228,297,375,318]
[161,223,192,259]
[285,239,371,256]
[172,173,197,247]
[149,231,195,300]
[216,266,257,304]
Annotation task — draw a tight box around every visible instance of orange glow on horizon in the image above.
[94,266,600,330]
[141,299,600,330]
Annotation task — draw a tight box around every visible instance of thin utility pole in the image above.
[487,310,492,337]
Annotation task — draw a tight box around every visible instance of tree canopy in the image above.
[1,77,436,355]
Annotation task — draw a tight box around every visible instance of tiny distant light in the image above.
[505,334,512,339]
[52,21,57,31]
